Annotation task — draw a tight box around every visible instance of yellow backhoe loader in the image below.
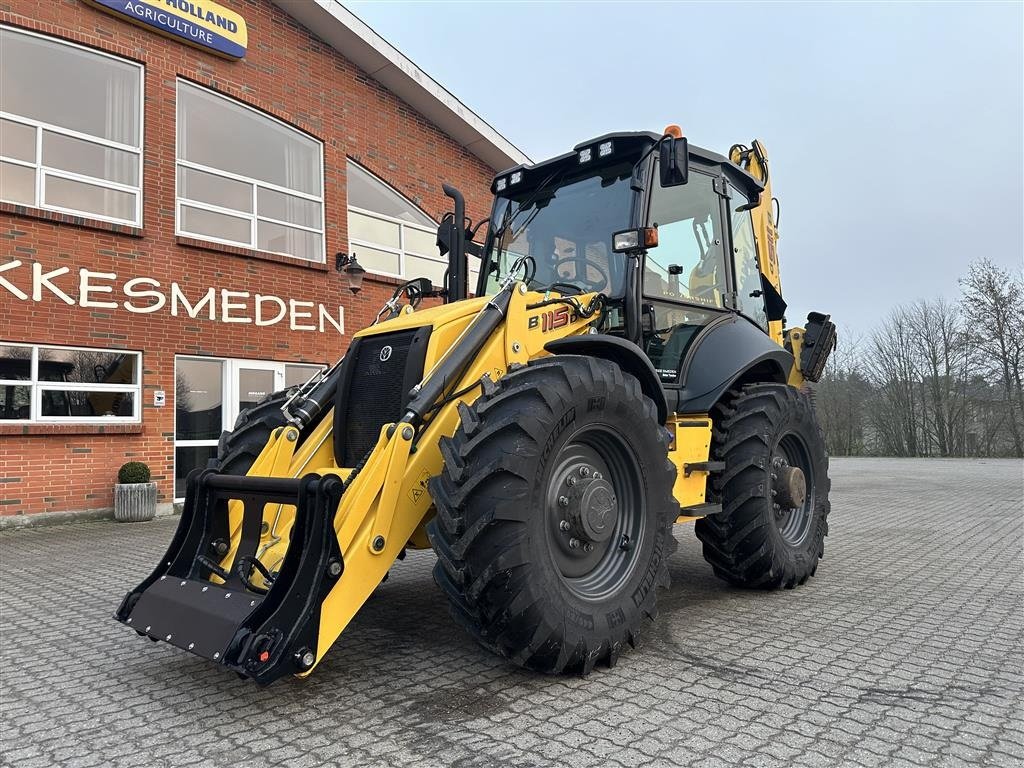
[116,128,836,684]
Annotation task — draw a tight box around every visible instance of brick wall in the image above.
[0,0,498,516]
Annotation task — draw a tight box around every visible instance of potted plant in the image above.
[114,461,157,522]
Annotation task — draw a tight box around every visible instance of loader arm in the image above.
[116,282,601,683]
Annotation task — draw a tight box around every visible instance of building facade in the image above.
[0,0,527,521]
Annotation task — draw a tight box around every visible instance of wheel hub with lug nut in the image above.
[544,429,644,594]
[772,457,807,510]
[565,473,617,544]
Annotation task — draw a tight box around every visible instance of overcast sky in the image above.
[348,1,1023,335]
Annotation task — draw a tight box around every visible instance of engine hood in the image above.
[352,296,492,339]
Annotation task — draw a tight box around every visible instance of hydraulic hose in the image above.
[401,287,513,427]
[287,364,344,428]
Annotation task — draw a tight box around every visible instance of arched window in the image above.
[346,161,452,287]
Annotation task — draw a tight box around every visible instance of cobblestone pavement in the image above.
[1,458,1022,768]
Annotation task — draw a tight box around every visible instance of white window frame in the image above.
[0,342,142,424]
[0,26,144,227]
[173,356,325,501]
[174,80,326,263]
[346,162,480,287]
[348,204,445,280]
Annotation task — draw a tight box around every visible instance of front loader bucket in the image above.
[115,469,345,685]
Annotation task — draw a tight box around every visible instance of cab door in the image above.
[641,170,730,384]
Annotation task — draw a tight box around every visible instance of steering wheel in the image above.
[552,257,610,293]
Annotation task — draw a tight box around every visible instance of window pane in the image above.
[180,204,251,245]
[258,187,321,228]
[40,389,135,417]
[732,206,768,330]
[43,131,138,186]
[257,220,322,261]
[0,345,33,380]
[404,226,438,257]
[645,173,726,308]
[0,118,35,162]
[44,174,136,221]
[0,28,141,146]
[406,255,447,288]
[285,364,323,388]
[351,244,400,275]
[178,165,252,213]
[644,303,715,383]
[237,368,275,412]
[0,161,35,205]
[348,210,400,249]
[38,348,138,384]
[177,82,321,195]
[176,359,223,441]
[347,161,435,226]
[0,384,31,420]
[175,445,218,498]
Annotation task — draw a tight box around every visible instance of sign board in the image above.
[0,259,346,335]
[85,0,248,59]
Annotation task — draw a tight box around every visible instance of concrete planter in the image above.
[114,482,158,522]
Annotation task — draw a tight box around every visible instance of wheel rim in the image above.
[772,433,814,546]
[544,424,645,601]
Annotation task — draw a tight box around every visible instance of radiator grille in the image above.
[340,329,421,466]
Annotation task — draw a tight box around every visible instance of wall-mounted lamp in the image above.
[335,251,366,294]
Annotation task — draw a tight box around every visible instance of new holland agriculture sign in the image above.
[86,0,248,59]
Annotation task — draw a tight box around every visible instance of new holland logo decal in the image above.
[85,0,248,59]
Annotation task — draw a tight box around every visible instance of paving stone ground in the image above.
[1,457,1022,768]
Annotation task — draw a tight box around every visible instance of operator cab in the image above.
[477,129,771,388]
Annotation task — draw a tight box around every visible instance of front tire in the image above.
[427,357,679,674]
[695,383,830,589]
[211,389,293,475]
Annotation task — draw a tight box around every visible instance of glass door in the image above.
[174,357,288,499]
[175,357,227,498]
[233,360,282,414]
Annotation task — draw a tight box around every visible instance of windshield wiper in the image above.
[491,167,565,263]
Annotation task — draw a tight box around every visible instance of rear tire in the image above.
[427,356,679,674]
[211,389,293,475]
[695,383,830,589]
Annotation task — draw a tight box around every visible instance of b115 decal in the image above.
[528,306,577,333]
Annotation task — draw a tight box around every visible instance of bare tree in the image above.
[863,306,925,456]
[811,260,1022,459]
[960,259,1024,457]
[815,331,871,455]
[908,298,970,456]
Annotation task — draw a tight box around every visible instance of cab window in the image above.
[730,189,768,330]
[643,173,727,309]
[643,303,715,383]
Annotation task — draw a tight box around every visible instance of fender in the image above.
[675,315,792,413]
[544,334,669,424]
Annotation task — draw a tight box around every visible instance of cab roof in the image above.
[491,130,764,203]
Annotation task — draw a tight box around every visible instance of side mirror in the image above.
[436,216,456,258]
[406,277,434,297]
[659,136,689,187]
